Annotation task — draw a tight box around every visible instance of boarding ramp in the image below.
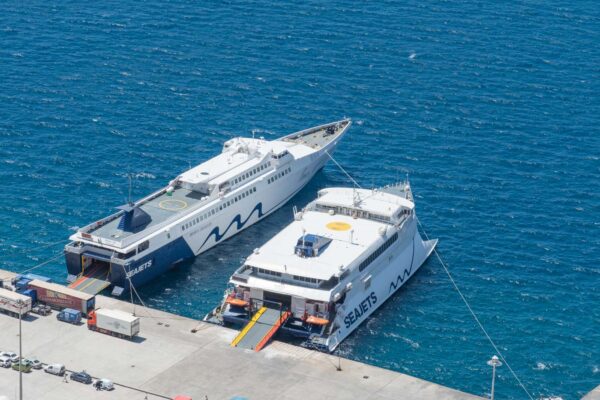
[68,264,111,295]
[231,306,291,352]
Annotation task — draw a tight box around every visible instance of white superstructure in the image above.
[210,182,437,351]
[64,120,351,295]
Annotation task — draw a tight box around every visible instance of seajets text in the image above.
[344,292,377,328]
[126,259,153,279]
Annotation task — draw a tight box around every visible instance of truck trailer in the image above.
[88,308,140,339]
[27,279,95,315]
[0,287,32,317]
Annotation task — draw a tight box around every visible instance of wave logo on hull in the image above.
[198,202,264,251]
[389,237,416,293]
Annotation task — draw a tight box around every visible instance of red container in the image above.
[28,280,95,315]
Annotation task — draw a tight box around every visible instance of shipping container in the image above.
[88,309,140,339]
[28,280,95,315]
[0,287,32,317]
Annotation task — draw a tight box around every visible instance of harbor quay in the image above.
[583,385,600,400]
[0,270,482,400]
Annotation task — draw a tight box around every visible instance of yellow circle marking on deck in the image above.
[326,221,351,231]
[159,199,188,211]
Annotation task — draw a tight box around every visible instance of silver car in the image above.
[94,379,114,391]
[26,357,42,369]
[0,356,11,368]
[0,352,19,363]
[44,363,65,376]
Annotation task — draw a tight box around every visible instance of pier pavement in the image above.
[0,277,482,399]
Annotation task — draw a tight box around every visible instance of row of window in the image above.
[220,187,257,211]
[232,161,271,186]
[358,232,399,272]
[293,275,321,285]
[273,150,289,159]
[181,187,257,232]
[116,239,149,260]
[315,204,391,223]
[249,266,322,286]
[268,167,291,184]
[253,267,282,277]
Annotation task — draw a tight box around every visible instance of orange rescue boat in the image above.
[306,315,329,325]
[226,296,248,307]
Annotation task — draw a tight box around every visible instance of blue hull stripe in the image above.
[197,202,264,252]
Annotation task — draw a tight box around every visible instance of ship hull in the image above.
[65,121,349,294]
[212,218,438,352]
[323,224,437,351]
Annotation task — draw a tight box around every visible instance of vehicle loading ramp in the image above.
[68,264,111,295]
[231,307,291,352]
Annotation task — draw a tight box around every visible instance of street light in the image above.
[487,355,502,400]
[17,299,24,400]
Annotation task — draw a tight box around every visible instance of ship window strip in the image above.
[358,232,398,272]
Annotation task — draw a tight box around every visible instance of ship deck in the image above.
[282,119,350,149]
[89,187,207,243]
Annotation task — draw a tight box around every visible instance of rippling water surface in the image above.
[1,1,598,398]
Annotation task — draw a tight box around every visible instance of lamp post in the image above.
[17,299,24,400]
[487,355,502,400]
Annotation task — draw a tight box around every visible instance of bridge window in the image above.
[138,241,150,253]
[116,249,136,259]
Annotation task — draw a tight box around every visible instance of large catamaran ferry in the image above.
[64,119,351,296]
[206,182,437,352]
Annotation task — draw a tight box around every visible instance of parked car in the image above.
[0,356,11,368]
[71,370,93,384]
[12,360,32,373]
[26,357,42,369]
[44,363,65,376]
[94,378,114,391]
[0,352,19,363]
[31,304,52,316]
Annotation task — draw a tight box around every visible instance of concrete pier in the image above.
[0,280,482,399]
[583,385,600,400]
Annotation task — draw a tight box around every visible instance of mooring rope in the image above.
[324,150,362,189]
[17,252,65,275]
[418,220,534,400]
[325,154,535,399]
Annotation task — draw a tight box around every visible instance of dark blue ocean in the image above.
[1,1,598,398]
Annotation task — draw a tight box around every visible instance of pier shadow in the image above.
[129,335,147,344]
[22,314,40,322]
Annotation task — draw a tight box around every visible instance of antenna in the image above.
[353,186,361,207]
[128,174,133,206]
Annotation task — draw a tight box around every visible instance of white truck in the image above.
[88,308,140,339]
[0,288,32,317]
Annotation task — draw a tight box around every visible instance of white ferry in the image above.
[206,182,437,352]
[64,119,351,296]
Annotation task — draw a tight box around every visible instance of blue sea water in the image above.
[1,1,598,398]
